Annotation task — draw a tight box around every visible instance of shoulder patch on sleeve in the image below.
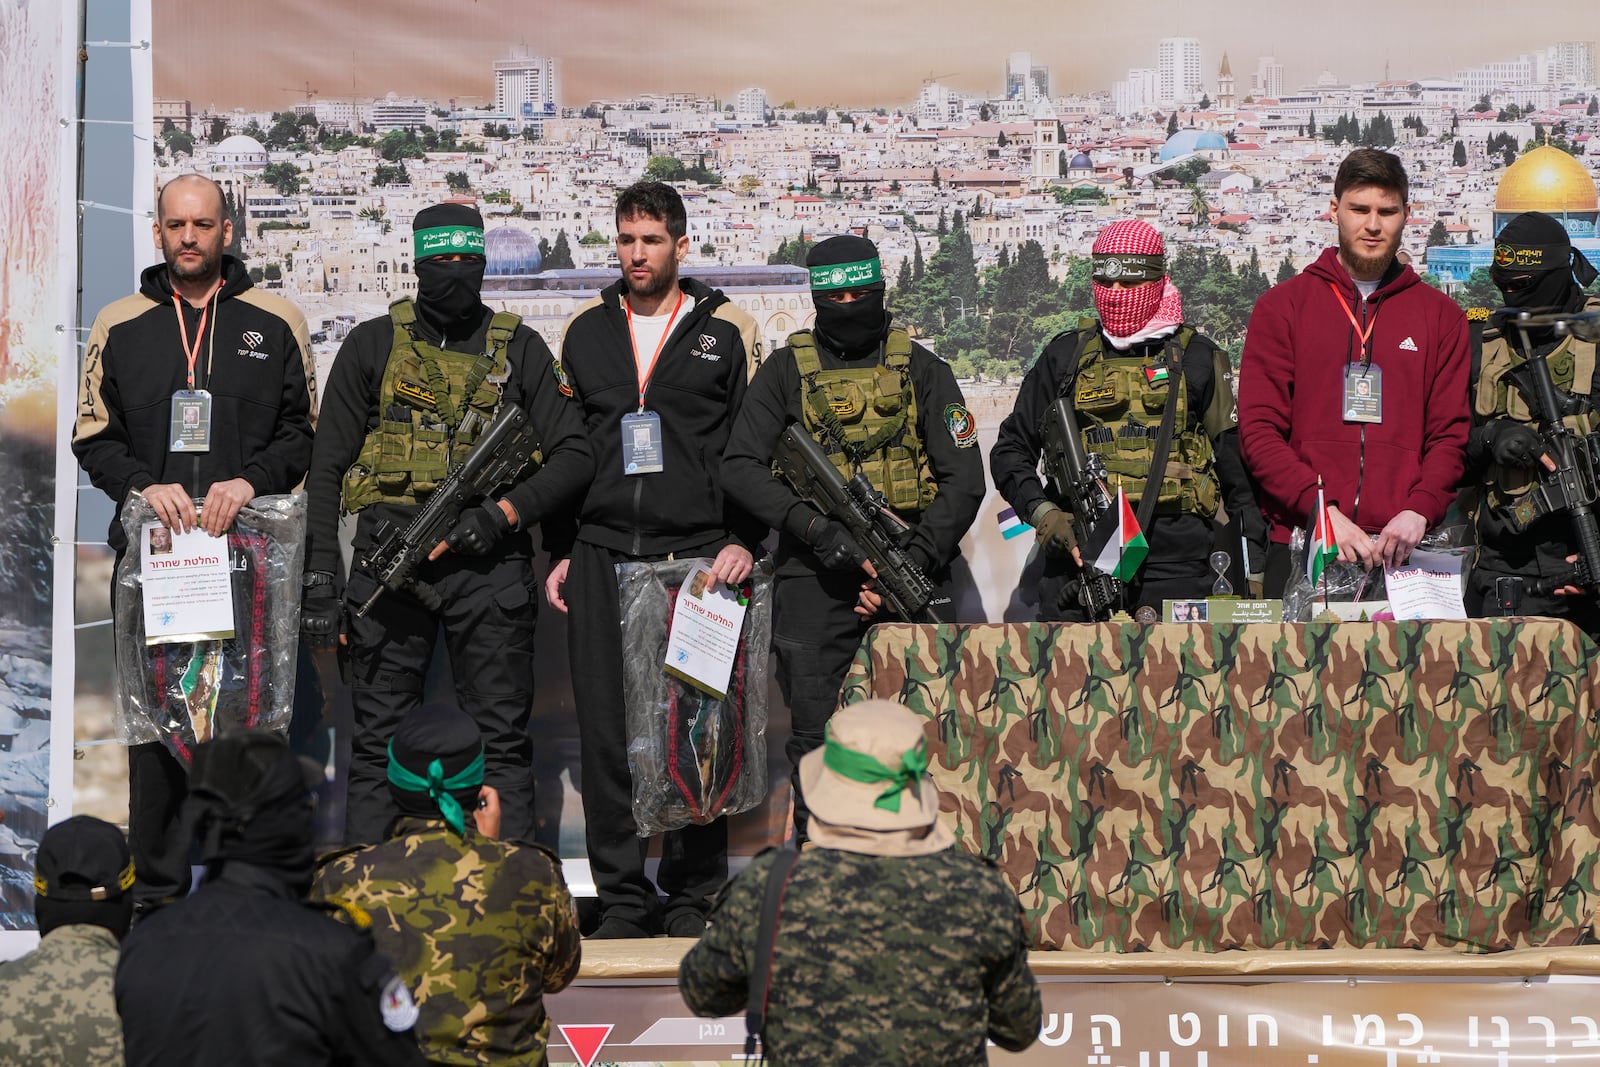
[379,973,420,1033]
[944,403,978,448]
[553,358,573,397]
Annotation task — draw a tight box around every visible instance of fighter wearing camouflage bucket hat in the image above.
[0,816,133,1063]
[678,699,1040,1065]
[303,201,595,846]
[722,235,984,845]
[314,703,581,1066]
[991,218,1265,619]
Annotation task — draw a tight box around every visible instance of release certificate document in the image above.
[1383,549,1467,621]
[141,522,236,644]
[664,561,749,699]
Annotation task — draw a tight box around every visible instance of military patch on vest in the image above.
[945,403,978,448]
[1145,364,1170,386]
[1077,383,1117,405]
[395,379,437,409]
[829,395,863,418]
[553,359,573,398]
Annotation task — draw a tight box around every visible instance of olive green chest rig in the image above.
[1061,320,1220,517]
[342,299,520,512]
[790,328,937,512]
[1474,312,1598,511]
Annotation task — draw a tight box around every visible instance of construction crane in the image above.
[279,81,318,104]
[922,71,959,86]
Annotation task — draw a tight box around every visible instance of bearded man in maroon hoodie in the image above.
[1238,148,1470,595]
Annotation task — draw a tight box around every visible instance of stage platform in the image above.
[546,940,1600,1065]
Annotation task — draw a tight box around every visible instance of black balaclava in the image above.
[1491,212,1597,345]
[32,815,135,939]
[808,235,889,358]
[387,702,485,834]
[413,202,488,334]
[184,730,321,894]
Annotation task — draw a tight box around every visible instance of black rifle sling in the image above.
[1134,334,1185,532]
[744,847,801,1063]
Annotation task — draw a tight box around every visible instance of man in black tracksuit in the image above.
[544,181,762,939]
[721,235,984,844]
[73,174,316,910]
[302,203,593,845]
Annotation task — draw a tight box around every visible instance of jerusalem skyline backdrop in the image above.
[155,0,1597,112]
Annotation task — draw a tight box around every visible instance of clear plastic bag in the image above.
[113,493,307,763]
[617,557,771,836]
[1283,521,1474,621]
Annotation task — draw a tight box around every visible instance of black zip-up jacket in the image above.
[73,256,316,552]
[304,302,594,576]
[116,862,426,1067]
[549,276,764,559]
[721,327,985,578]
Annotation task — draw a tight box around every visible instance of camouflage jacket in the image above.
[678,847,1041,1066]
[0,923,123,1066]
[313,817,581,1067]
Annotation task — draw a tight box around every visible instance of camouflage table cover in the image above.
[839,621,1600,953]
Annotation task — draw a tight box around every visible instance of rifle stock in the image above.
[773,424,940,623]
[352,403,542,617]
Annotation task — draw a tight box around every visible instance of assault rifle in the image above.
[1495,308,1600,595]
[773,424,939,623]
[352,403,542,617]
[1040,397,1122,619]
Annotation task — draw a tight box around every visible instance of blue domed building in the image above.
[485,226,543,277]
[1159,129,1229,163]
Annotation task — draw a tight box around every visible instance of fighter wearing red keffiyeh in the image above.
[991,219,1266,620]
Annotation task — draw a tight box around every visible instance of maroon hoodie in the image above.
[1238,246,1469,544]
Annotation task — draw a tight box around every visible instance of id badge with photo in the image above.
[621,410,665,475]
[170,390,213,452]
[1342,365,1382,424]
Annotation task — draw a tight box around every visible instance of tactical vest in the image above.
[1473,297,1600,513]
[342,299,520,512]
[790,328,938,512]
[1061,320,1221,517]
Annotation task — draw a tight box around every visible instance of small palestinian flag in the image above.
[1145,363,1169,386]
[1307,483,1338,586]
[1085,487,1147,582]
[997,506,1030,540]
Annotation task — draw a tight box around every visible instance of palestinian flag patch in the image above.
[1145,364,1169,386]
[553,359,573,398]
[945,403,977,448]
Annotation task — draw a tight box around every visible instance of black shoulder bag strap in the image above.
[744,848,801,1063]
[1134,333,1188,532]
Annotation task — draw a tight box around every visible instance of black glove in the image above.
[1032,504,1078,556]
[446,501,512,556]
[807,518,869,572]
[300,571,341,649]
[1481,420,1544,469]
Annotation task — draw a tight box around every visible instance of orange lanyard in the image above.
[624,291,684,411]
[173,284,220,389]
[1328,282,1379,367]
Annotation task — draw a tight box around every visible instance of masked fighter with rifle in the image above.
[1467,210,1600,631]
[302,201,593,845]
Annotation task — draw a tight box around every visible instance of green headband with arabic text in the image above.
[809,258,883,291]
